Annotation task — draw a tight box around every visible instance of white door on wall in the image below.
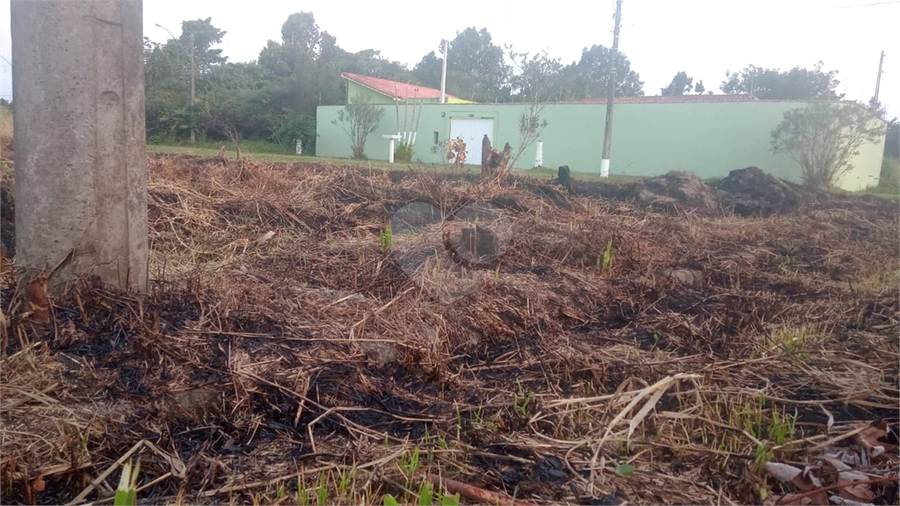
[449,118,494,165]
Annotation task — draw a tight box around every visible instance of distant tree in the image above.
[884,119,899,159]
[771,102,886,188]
[333,94,385,159]
[179,18,227,75]
[343,49,409,81]
[204,61,266,91]
[880,119,899,190]
[143,19,225,141]
[660,71,694,96]
[867,96,888,119]
[563,45,644,100]
[508,48,564,102]
[721,63,841,100]
[412,50,441,88]
[694,80,705,94]
[198,63,278,145]
[506,49,557,169]
[258,40,304,79]
[413,28,511,102]
[281,12,320,59]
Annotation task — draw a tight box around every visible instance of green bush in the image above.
[273,113,317,155]
[879,156,899,191]
[394,142,414,163]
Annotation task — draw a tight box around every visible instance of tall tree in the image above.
[179,18,227,75]
[281,12,320,58]
[721,63,841,100]
[258,40,303,79]
[660,71,694,96]
[563,45,644,100]
[144,19,226,141]
[508,49,564,102]
[413,28,510,102]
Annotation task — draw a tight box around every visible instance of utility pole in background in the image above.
[190,33,196,144]
[873,50,884,108]
[440,39,448,104]
[600,0,623,178]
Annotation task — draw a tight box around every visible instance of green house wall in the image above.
[316,101,887,191]
[346,81,396,105]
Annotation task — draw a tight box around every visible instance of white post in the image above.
[295,139,302,155]
[383,134,400,163]
[600,159,610,178]
[534,140,544,168]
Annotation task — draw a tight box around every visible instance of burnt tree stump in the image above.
[481,135,492,170]
[480,135,512,177]
[459,225,499,263]
[558,165,572,193]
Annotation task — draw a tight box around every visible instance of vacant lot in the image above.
[1,154,898,505]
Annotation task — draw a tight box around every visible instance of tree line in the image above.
[144,11,869,155]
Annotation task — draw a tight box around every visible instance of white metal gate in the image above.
[449,118,494,165]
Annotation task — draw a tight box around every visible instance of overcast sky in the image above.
[1,0,898,119]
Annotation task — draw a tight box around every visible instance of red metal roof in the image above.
[578,94,759,104]
[342,72,460,101]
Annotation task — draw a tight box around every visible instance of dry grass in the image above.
[0,105,12,162]
[1,153,898,505]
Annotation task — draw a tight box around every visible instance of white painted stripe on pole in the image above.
[601,159,610,178]
[534,140,543,167]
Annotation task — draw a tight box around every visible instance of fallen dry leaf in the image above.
[256,230,276,245]
[25,275,50,323]
[775,491,829,505]
[817,453,852,472]
[829,493,875,506]
[766,462,802,483]
[836,471,875,503]
[857,422,889,450]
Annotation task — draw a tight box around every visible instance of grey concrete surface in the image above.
[11,0,147,293]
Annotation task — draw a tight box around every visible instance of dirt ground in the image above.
[1,155,898,505]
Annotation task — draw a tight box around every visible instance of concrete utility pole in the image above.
[190,33,196,144]
[440,39,448,104]
[155,23,196,144]
[600,0,623,178]
[11,0,148,293]
[873,50,884,107]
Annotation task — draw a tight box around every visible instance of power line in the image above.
[837,0,900,8]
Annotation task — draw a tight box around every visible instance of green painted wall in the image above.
[317,101,887,190]
[834,117,887,191]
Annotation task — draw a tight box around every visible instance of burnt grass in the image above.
[1,154,898,505]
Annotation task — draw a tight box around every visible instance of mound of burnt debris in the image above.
[576,165,895,218]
